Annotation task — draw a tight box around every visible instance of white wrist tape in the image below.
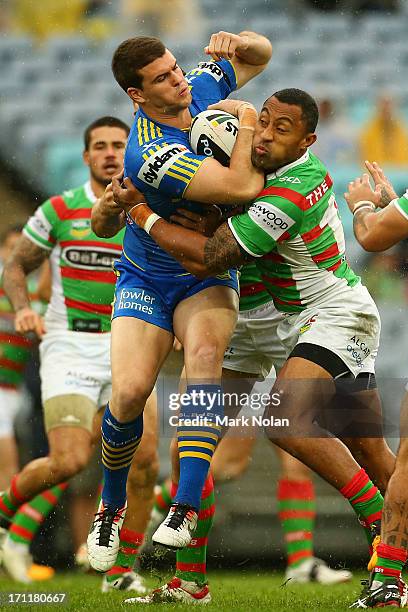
[353,200,376,215]
[144,213,162,234]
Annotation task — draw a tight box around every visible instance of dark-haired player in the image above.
[0,118,158,592]
[90,30,272,569]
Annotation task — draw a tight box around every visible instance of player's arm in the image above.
[129,204,250,277]
[91,182,128,238]
[184,102,264,205]
[345,165,408,251]
[205,30,272,88]
[2,235,48,337]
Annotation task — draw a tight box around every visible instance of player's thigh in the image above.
[173,285,238,365]
[111,316,173,394]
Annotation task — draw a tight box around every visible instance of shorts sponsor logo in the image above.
[347,335,371,367]
[248,201,295,240]
[62,246,120,270]
[117,288,156,316]
[137,143,189,187]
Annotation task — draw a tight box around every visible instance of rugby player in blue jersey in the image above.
[88,30,272,570]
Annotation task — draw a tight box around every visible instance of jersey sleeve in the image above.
[393,190,408,221]
[228,195,302,257]
[125,139,207,197]
[23,198,59,250]
[186,59,237,100]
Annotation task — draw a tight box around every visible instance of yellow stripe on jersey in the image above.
[157,126,163,137]
[142,153,149,160]
[137,118,143,146]
[149,122,156,140]
[166,170,190,184]
[180,155,201,169]
[171,163,195,179]
[143,118,149,142]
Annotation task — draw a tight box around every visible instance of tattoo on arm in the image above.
[380,186,394,208]
[3,236,48,311]
[203,223,251,273]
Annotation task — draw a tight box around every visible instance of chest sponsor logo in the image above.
[137,143,189,187]
[248,201,295,240]
[70,219,91,239]
[187,62,224,82]
[62,245,120,270]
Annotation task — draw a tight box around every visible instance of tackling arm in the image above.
[91,182,127,238]
[129,203,251,277]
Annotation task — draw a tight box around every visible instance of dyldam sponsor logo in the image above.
[141,145,188,184]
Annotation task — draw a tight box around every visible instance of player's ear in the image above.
[83,149,90,167]
[128,87,146,105]
[302,133,317,149]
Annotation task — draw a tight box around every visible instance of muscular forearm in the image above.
[236,31,272,65]
[226,118,263,203]
[91,201,126,238]
[2,261,31,312]
[353,208,394,251]
[149,220,211,277]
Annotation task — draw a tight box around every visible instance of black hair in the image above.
[270,88,319,133]
[83,116,130,150]
[0,224,24,245]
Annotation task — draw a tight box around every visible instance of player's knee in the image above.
[128,450,159,491]
[50,449,90,480]
[188,342,219,370]
[111,383,151,420]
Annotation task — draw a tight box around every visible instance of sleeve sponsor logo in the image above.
[62,245,120,270]
[187,62,224,82]
[248,201,295,240]
[27,208,51,239]
[137,143,189,187]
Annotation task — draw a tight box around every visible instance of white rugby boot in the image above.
[87,499,127,572]
[152,503,198,550]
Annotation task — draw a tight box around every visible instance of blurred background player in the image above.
[346,162,408,608]
[89,29,272,571]
[0,117,158,593]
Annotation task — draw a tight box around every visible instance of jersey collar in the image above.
[266,149,310,180]
[84,181,97,203]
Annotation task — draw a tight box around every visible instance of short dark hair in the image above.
[0,224,24,245]
[271,88,319,133]
[112,37,166,92]
[83,116,130,150]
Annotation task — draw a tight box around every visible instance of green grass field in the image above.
[0,569,366,610]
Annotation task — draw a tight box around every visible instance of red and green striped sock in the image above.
[153,480,172,517]
[373,543,407,584]
[340,468,383,547]
[175,474,215,586]
[277,478,316,568]
[106,528,144,583]
[9,483,68,546]
[0,475,29,523]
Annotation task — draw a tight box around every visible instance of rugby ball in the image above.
[189,109,239,166]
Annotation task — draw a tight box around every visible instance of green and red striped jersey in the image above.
[394,190,408,220]
[23,182,125,332]
[229,150,359,313]
[239,262,271,312]
[0,274,42,389]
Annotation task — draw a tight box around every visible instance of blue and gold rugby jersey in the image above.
[122,59,237,274]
